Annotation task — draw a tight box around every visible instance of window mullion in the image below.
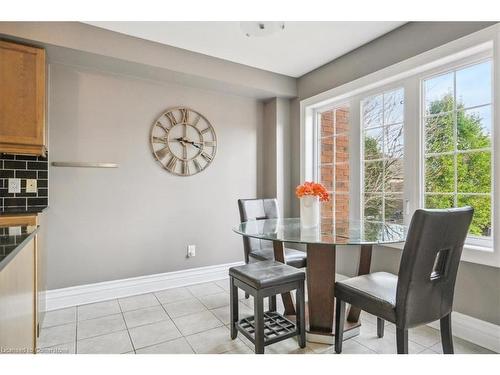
[453,71,458,208]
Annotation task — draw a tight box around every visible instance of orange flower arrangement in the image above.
[295,182,330,202]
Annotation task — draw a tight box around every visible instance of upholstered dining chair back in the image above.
[395,207,474,329]
[238,199,280,263]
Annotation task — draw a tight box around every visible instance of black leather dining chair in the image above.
[334,207,474,354]
[238,198,307,269]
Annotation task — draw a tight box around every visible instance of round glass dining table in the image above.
[233,218,407,344]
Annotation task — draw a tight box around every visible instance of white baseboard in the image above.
[45,261,244,311]
[427,311,500,353]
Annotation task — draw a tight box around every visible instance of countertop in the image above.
[0,207,47,215]
[0,225,38,272]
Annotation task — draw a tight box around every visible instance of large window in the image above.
[305,31,498,265]
[423,60,493,239]
[361,88,405,224]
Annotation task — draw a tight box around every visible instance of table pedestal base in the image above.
[272,240,373,346]
[306,325,360,345]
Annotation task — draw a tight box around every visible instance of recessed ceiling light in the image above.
[240,22,285,38]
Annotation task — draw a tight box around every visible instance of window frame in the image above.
[301,23,500,268]
[360,87,406,226]
[418,56,494,249]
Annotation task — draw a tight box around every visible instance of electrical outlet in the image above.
[8,178,21,194]
[187,245,196,258]
[26,179,37,193]
[8,226,21,236]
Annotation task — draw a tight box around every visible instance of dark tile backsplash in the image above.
[0,153,49,212]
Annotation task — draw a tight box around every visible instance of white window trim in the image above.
[300,23,500,268]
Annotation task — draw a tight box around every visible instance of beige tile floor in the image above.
[37,278,495,354]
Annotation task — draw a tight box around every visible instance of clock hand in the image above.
[187,141,201,150]
[170,137,185,143]
[180,138,202,150]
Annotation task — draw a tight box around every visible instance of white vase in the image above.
[300,195,320,229]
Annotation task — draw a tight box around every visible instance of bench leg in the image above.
[229,276,238,339]
[254,295,265,354]
[296,283,306,348]
[269,295,277,312]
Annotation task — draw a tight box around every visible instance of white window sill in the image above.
[381,242,405,250]
[378,242,499,268]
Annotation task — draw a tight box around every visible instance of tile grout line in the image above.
[153,290,197,354]
[75,300,132,352]
[117,299,137,354]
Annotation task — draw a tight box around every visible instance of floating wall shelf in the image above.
[51,162,119,168]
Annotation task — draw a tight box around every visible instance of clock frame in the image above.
[150,107,217,176]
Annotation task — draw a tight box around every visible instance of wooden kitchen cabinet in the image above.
[0,213,45,353]
[0,237,36,353]
[0,40,46,156]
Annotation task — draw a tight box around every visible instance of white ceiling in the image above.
[84,22,405,77]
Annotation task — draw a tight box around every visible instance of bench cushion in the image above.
[229,260,305,289]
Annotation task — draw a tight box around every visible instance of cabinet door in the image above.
[0,40,46,155]
[0,238,36,353]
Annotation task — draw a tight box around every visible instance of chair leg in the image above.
[296,283,306,348]
[268,295,277,312]
[334,298,346,354]
[396,328,408,354]
[440,313,454,354]
[254,295,265,354]
[377,317,385,338]
[229,277,239,339]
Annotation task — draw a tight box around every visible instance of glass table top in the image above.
[233,218,407,245]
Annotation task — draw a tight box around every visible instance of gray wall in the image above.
[0,22,296,100]
[292,21,500,325]
[276,98,292,217]
[261,98,293,216]
[0,21,295,291]
[45,63,263,289]
[298,22,496,99]
[262,100,277,200]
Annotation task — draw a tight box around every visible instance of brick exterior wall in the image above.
[319,107,350,237]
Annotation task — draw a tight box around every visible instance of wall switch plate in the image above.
[187,245,196,258]
[26,179,37,193]
[8,178,21,194]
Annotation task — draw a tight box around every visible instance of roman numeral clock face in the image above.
[150,107,217,176]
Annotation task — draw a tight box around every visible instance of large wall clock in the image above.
[150,107,217,176]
